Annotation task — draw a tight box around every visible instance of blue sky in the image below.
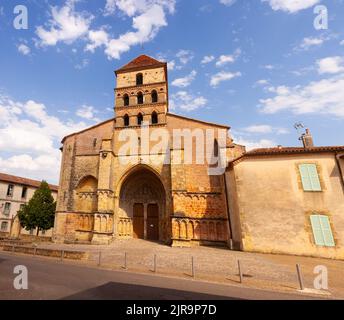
[0,0,343,184]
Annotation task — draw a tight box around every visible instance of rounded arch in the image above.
[124,114,129,127]
[75,175,98,191]
[137,112,143,125]
[151,90,158,103]
[115,164,166,198]
[136,73,143,85]
[151,111,158,124]
[137,92,144,105]
[74,175,98,213]
[117,165,166,241]
[123,94,130,106]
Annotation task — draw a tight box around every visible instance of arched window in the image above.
[124,114,129,127]
[137,92,144,105]
[136,73,143,85]
[137,113,143,126]
[123,94,129,106]
[214,139,219,157]
[151,90,158,103]
[151,111,158,124]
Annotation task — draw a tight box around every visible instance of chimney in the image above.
[300,128,314,148]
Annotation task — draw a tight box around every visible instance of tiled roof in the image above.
[246,146,344,155]
[229,146,344,165]
[0,173,59,192]
[115,55,166,74]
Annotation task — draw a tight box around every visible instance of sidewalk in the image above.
[23,239,344,299]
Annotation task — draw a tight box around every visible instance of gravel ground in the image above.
[26,239,344,298]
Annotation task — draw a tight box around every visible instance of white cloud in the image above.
[171,70,197,88]
[255,79,269,86]
[263,64,275,70]
[76,105,99,121]
[201,55,215,64]
[102,3,174,60]
[340,40,344,46]
[220,0,236,6]
[75,58,90,70]
[317,56,344,74]
[0,94,88,182]
[17,44,31,55]
[262,0,319,13]
[170,91,207,112]
[216,49,241,67]
[298,36,324,51]
[210,71,241,87]
[36,1,93,46]
[176,50,194,65]
[243,125,289,135]
[85,29,109,52]
[167,60,176,70]
[234,137,277,151]
[260,74,344,117]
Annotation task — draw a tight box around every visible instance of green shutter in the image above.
[319,216,335,247]
[310,215,325,246]
[307,164,322,191]
[299,164,312,191]
[299,164,321,191]
[310,215,335,247]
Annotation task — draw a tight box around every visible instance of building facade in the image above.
[53,55,244,245]
[53,54,344,260]
[0,173,58,238]
[226,146,344,260]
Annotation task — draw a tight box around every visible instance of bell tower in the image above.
[114,55,169,128]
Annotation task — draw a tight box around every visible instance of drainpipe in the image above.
[335,153,344,192]
[223,173,234,250]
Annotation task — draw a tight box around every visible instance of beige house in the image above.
[0,173,58,238]
[226,141,344,260]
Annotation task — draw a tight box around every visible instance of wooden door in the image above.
[147,204,159,241]
[133,203,144,239]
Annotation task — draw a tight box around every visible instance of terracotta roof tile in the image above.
[0,173,59,192]
[228,146,344,166]
[115,55,166,74]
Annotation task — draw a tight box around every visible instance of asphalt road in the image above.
[0,252,316,300]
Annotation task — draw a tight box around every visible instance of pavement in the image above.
[27,239,344,299]
[0,252,323,300]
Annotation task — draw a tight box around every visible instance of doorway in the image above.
[147,204,159,241]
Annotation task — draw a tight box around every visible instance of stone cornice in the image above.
[115,102,167,111]
[115,82,166,92]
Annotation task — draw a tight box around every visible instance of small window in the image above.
[1,221,8,232]
[4,203,11,215]
[21,186,28,199]
[136,73,143,85]
[151,90,158,103]
[29,229,34,235]
[42,230,46,235]
[7,184,14,197]
[124,114,130,127]
[151,112,158,124]
[310,215,335,247]
[137,113,143,126]
[137,92,144,105]
[93,138,97,148]
[123,94,129,106]
[299,164,322,191]
[214,139,219,157]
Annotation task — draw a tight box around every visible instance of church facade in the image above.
[53,55,244,246]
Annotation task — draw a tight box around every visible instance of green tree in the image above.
[18,181,56,236]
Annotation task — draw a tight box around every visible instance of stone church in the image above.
[53,55,244,246]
